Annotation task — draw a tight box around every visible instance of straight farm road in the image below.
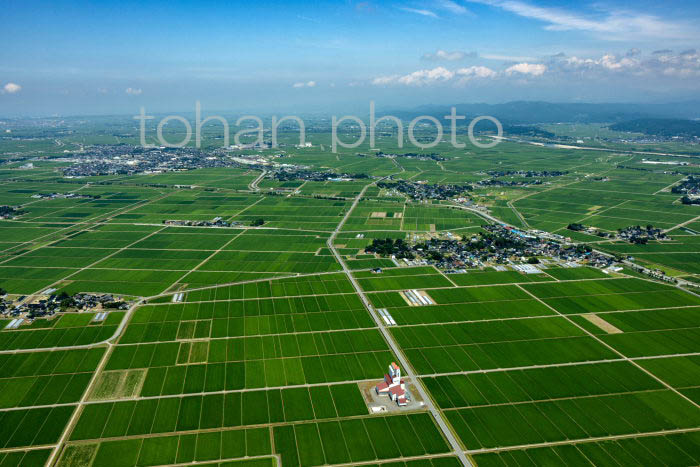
[327,180,473,467]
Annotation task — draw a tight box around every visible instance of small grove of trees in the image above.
[427,251,443,262]
[57,292,74,310]
[364,238,414,259]
[567,223,585,231]
[575,244,592,254]
[250,218,265,226]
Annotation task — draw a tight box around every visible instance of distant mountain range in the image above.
[389,101,700,125]
[609,118,700,138]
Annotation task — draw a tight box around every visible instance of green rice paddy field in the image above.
[0,139,699,466]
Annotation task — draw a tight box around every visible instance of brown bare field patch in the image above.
[370,211,387,218]
[583,313,623,334]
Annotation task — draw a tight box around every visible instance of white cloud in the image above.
[372,67,454,86]
[373,50,700,88]
[505,63,547,76]
[599,54,638,71]
[555,53,639,73]
[550,49,641,72]
[399,66,455,85]
[422,49,476,61]
[292,81,317,88]
[435,0,470,15]
[548,50,700,78]
[559,56,598,69]
[481,53,536,62]
[398,7,438,18]
[634,49,700,77]
[374,65,498,86]
[454,66,498,85]
[2,83,21,94]
[465,0,695,41]
[373,67,455,86]
[125,87,142,95]
[456,66,498,79]
[371,75,400,85]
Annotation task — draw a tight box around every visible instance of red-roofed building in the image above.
[375,362,409,406]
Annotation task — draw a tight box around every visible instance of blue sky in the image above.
[1,0,700,115]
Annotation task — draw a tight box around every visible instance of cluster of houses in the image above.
[672,176,700,204]
[485,170,568,178]
[1,292,128,327]
[0,205,24,219]
[227,141,272,150]
[377,180,472,201]
[374,151,445,162]
[367,224,616,271]
[3,294,62,320]
[163,217,242,228]
[0,293,11,315]
[68,293,129,311]
[269,168,368,182]
[616,225,667,244]
[31,192,100,200]
[372,176,564,203]
[478,178,545,187]
[568,223,670,245]
[61,144,243,177]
